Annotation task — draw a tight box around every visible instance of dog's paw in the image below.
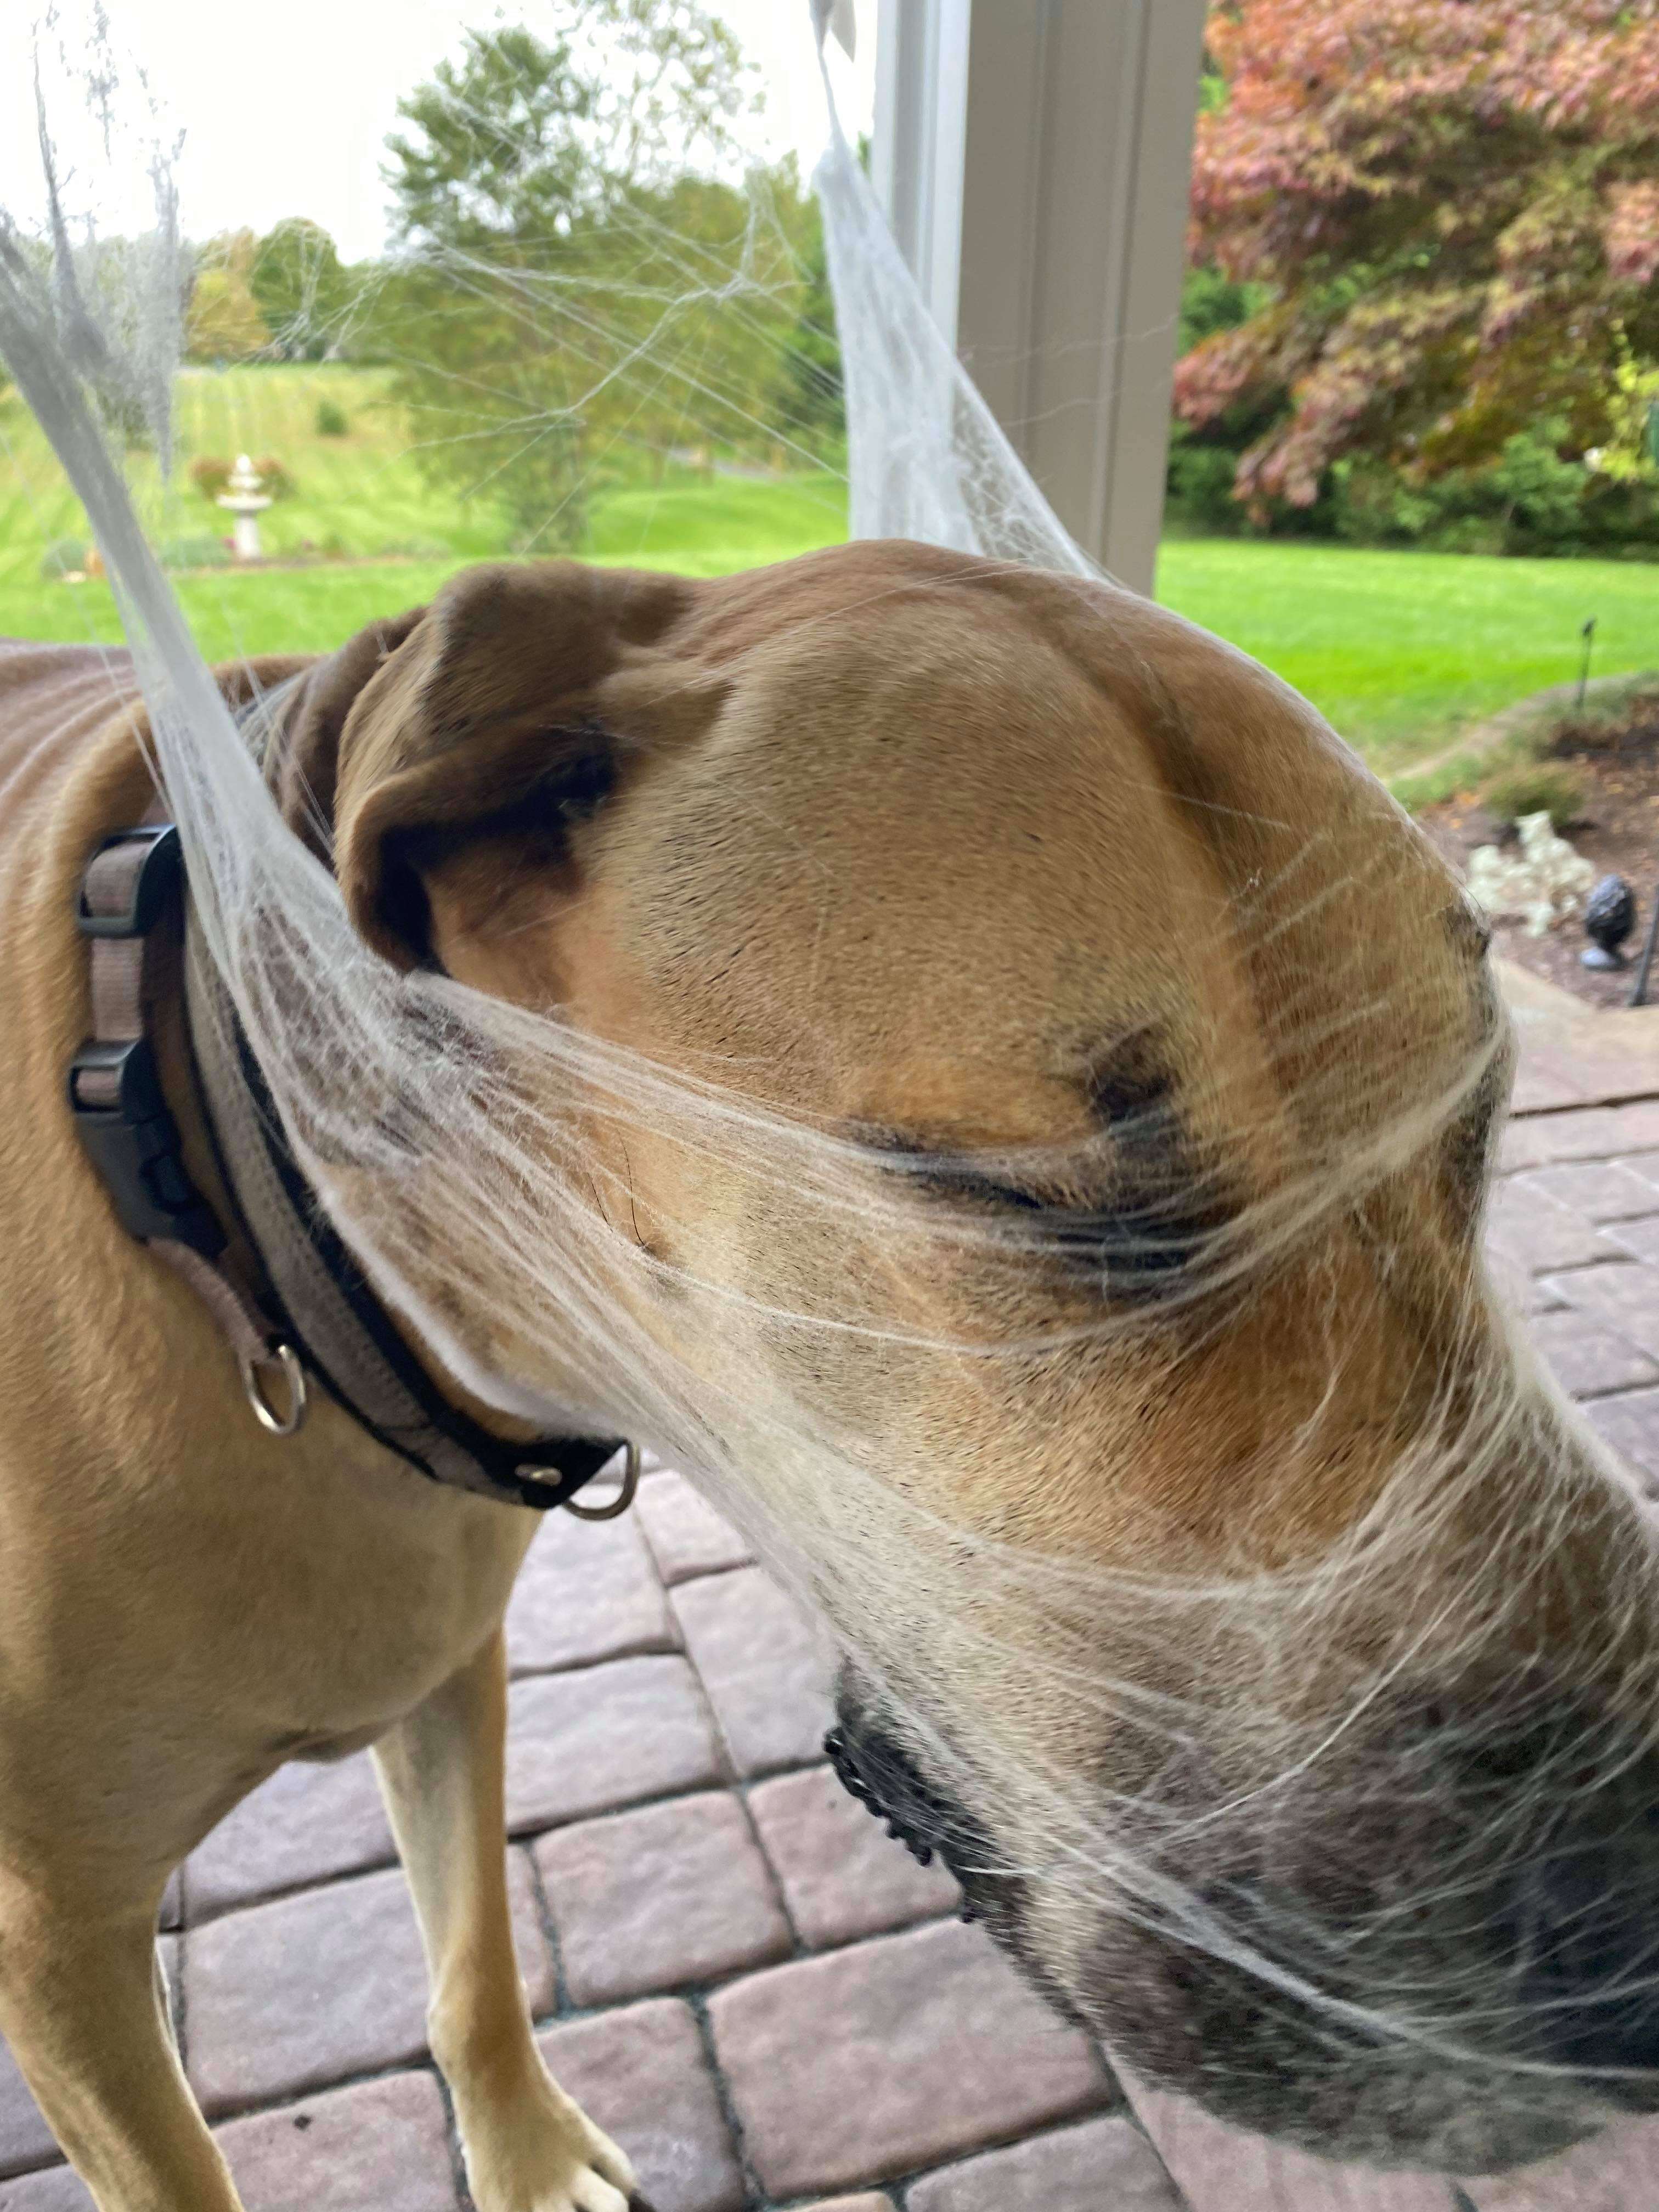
[460,2076,637,2212]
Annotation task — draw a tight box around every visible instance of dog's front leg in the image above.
[374,1629,637,2212]
[0,1877,241,2209]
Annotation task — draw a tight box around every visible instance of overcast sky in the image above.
[0,0,874,261]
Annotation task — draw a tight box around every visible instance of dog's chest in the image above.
[183,1414,538,1737]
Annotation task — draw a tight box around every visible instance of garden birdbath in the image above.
[217,454,271,561]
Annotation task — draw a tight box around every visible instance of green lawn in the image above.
[0,364,849,655]
[1154,537,1657,776]
[3,364,1654,778]
[0,473,851,662]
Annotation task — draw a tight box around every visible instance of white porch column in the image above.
[872,0,1207,595]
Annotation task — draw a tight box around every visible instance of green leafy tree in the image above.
[1597,352,1659,484]
[185,233,270,363]
[1165,262,1276,531]
[377,10,760,550]
[774,182,842,452]
[1177,2,1659,520]
[385,27,599,251]
[250,220,350,360]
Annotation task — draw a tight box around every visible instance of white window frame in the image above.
[873,0,1207,596]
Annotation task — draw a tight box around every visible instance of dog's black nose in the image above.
[1520,1842,1659,2074]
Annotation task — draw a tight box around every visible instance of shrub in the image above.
[1479,765,1586,831]
[38,537,87,580]
[1176,410,1659,557]
[1329,426,1659,558]
[314,398,349,437]
[190,456,233,502]
[190,454,295,503]
[1166,430,1248,533]
[254,456,298,501]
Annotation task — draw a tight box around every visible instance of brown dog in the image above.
[1,543,1657,2208]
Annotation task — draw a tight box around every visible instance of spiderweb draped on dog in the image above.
[4,2,1659,2165]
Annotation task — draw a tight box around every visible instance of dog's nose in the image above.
[1520,1839,1659,2073]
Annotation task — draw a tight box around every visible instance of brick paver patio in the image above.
[3,1015,1658,2210]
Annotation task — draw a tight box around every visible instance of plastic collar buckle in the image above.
[76,824,182,938]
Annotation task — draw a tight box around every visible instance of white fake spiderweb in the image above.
[4,2,1659,2181]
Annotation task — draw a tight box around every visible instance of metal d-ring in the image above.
[240,1341,308,1437]
[563,1440,642,1522]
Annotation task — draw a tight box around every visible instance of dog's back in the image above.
[0,637,142,849]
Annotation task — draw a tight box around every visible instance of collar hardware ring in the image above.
[241,1342,308,1437]
[558,1440,641,1521]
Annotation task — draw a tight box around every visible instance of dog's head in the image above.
[269,542,1659,2174]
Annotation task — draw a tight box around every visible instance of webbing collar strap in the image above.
[71,819,636,1517]
[70,821,309,1438]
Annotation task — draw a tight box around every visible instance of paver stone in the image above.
[9,2074,461,2211]
[534,1791,791,2003]
[747,1763,960,1946]
[1605,1101,1659,1153]
[506,1513,676,1675]
[1603,1215,1659,1266]
[1586,1389,1659,1484]
[709,1917,1109,2196]
[0,2165,91,2209]
[185,1752,394,1919]
[635,1471,755,1585]
[1539,1266,1659,1362]
[505,1657,724,1832]
[0,2040,58,2183]
[909,2114,1183,2212]
[1500,1111,1641,1174]
[187,1853,549,2115]
[672,1566,833,1777]
[537,1999,743,2212]
[216,2071,457,2211]
[1484,1185,1610,1274]
[1124,2079,1454,2212]
[1527,1309,1659,1399]
[1520,1163,1659,1223]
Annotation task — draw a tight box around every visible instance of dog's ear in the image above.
[273,562,701,969]
[268,604,431,861]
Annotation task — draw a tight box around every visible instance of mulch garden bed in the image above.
[1417,716,1659,1009]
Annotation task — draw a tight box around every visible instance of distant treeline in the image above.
[176,2,1659,560]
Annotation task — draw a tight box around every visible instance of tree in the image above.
[185,232,270,363]
[377,10,761,548]
[774,179,843,452]
[250,220,350,360]
[1595,348,1659,482]
[384,26,600,253]
[1176,3,1659,516]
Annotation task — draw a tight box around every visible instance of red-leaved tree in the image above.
[1178,1,1659,514]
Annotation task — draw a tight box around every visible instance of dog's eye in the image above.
[866,1038,1236,1301]
[909,1162,1228,1296]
